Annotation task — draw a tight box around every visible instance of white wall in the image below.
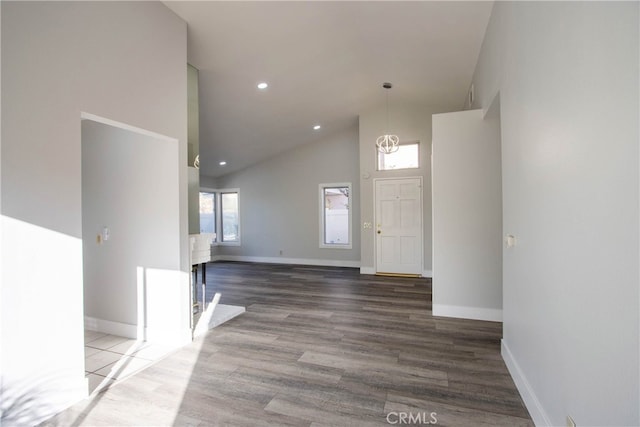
[1,2,188,424]
[211,127,360,266]
[432,107,502,322]
[471,2,639,425]
[82,120,186,341]
[359,103,433,276]
[0,3,3,420]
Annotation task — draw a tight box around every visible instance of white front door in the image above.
[375,177,423,276]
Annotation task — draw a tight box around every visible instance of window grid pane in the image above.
[221,192,239,242]
[378,142,420,170]
[199,192,215,234]
[323,186,349,246]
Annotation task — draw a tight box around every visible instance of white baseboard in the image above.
[502,339,551,427]
[85,316,191,346]
[212,255,360,269]
[360,267,432,277]
[85,316,138,339]
[432,304,502,322]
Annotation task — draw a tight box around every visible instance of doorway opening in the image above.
[80,114,183,394]
[431,94,503,321]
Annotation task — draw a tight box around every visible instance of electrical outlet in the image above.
[505,234,516,248]
[279,250,283,256]
[567,415,576,427]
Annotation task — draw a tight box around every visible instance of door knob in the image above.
[377,230,381,234]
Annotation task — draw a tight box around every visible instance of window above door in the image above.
[377,141,420,171]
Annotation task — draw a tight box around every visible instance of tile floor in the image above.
[84,330,177,395]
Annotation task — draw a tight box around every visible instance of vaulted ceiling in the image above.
[164,1,493,177]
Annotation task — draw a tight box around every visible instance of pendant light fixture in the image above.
[376,82,399,154]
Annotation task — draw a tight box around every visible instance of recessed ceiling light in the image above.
[219,161,227,166]
[313,125,321,130]
[257,82,268,90]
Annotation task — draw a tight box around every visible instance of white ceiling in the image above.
[164,1,493,177]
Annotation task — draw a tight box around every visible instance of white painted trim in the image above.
[84,316,138,339]
[432,304,502,322]
[198,188,241,244]
[376,140,421,171]
[219,189,241,245]
[422,269,433,278]
[502,339,551,427]
[360,266,376,275]
[373,176,424,276]
[212,255,360,269]
[319,182,353,249]
[85,316,192,346]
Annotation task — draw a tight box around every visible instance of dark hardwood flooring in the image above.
[46,262,532,426]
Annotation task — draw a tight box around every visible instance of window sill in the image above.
[319,244,352,250]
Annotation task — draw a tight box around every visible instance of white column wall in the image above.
[1,3,188,424]
[470,2,639,425]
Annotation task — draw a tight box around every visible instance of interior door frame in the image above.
[373,176,424,276]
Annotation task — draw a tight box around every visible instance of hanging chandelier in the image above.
[376,82,399,154]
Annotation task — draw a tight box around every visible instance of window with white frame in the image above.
[199,191,216,234]
[377,141,420,171]
[199,188,240,245]
[319,183,352,249]
[220,191,239,243]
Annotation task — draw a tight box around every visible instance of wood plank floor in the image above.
[46,262,533,426]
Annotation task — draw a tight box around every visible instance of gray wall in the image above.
[189,167,201,234]
[1,2,187,424]
[187,64,199,167]
[432,107,502,321]
[212,127,360,265]
[359,104,433,275]
[200,175,218,189]
[82,120,180,329]
[188,63,201,234]
[471,2,638,425]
